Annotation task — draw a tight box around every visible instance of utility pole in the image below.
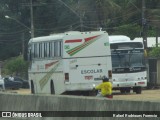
[142,0,147,49]
[30,0,34,38]
[21,0,35,38]
[22,33,25,57]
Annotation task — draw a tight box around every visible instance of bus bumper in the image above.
[112,80,147,89]
[65,82,101,91]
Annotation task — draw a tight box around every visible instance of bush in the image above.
[148,46,160,58]
[3,55,28,78]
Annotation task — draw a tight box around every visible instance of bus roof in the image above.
[29,31,107,43]
[109,35,131,43]
[29,33,64,43]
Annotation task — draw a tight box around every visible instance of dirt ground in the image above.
[112,89,160,102]
[3,88,160,102]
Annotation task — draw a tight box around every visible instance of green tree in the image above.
[3,56,28,78]
[113,23,141,39]
[0,0,160,61]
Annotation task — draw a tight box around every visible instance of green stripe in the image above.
[67,38,97,56]
[69,39,97,56]
[39,63,59,90]
[67,39,93,53]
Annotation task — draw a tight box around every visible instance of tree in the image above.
[113,23,141,39]
[0,0,160,60]
[3,55,28,78]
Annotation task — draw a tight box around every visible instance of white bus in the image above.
[28,31,112,95]
[109,35,147,94]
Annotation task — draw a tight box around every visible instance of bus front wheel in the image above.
[133,87,142,94]
[50,80,55,94]
[120,88,131,94]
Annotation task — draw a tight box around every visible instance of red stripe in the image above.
[45,61,58,69]
[65,39,82,43]
[85,35,99,42]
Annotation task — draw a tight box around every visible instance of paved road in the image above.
[113,89,160,102]
[3,88,160,102]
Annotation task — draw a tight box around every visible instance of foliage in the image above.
[0,0,160,60]
[2,56,28,77]
[112,23,141,39]
[148,46,160,58]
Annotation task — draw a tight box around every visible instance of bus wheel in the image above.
[133,87,142,94]
[31,80,35,94]
[120,88,125,94]
[50,80,55,94]
[125,88,131,93]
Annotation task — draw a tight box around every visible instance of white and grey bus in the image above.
[109,35,147,94]
[28,31,112,95]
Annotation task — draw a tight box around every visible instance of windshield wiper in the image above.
[128,48,135,67]
[113,49,122,67]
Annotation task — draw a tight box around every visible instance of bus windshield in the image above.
[112,52,145,68]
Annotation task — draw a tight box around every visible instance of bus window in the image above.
[49,42,52,57]
[28,44,32,61]
[60,41,63,57]
[42,43,44,58]
[57,41,61,57]
[52,42,54,57]
[31,44,34,58]
[46,42,49,58]
[44,42,47,58]
[39,43,42,58]
[54,41,58,57]
[34,43,38,58]
[37,43,39,58]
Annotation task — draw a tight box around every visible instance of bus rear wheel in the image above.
[31,80,35,94]
[50,80,55,94]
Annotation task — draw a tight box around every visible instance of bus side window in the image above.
[49,42,52,57]
[44,42,47,58]
[39,43,42,58]
[42,42,44,58]
[46,42,49,58]
[34,43,38,58]
[54,41,58,57]
[37,43,39,58]
[31,44,34,59]
[60,41,63,57]
[28,45,32,61]
[58,41,61,57]
[52,41,54,57]
[54,41,62,57]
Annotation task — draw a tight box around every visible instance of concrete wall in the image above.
[0,93,160,120]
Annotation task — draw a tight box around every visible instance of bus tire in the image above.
[125,88,131,93]
[134,87,142,94]
[120,88,125,94]
[50,80,55,94]
[30,80,35,94]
